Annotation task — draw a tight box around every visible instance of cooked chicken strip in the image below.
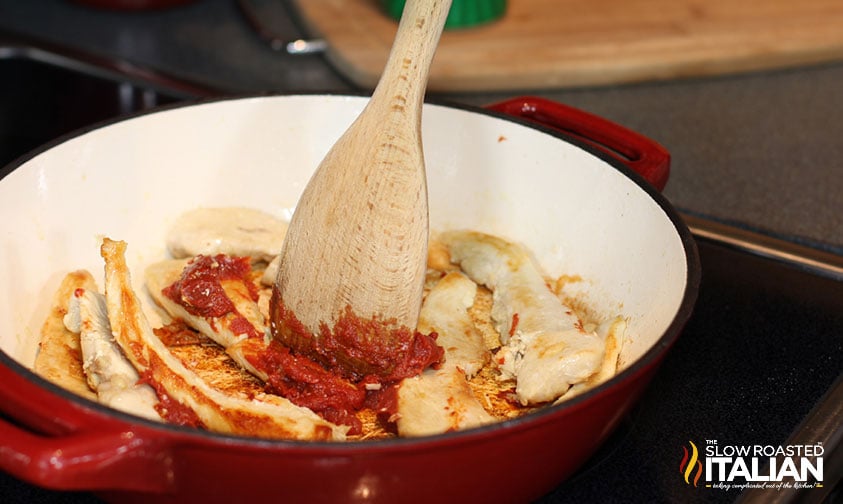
[64,288,160,420]
[146,258,267,349]
[440,230,604,405]
[397,367,495,437]
[101,238,346,441]
[34,270,99,401]
[146,256,278,395]
[166,207,287,263]
[417,271,488,377]
[554,316,626,403]
[260,255,280,286]
[225,338,269,381]
[396,271,494,436]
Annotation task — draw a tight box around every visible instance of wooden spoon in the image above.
[271,0,452,368]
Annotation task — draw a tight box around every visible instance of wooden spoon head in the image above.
[269,119,431,378]
[273,121,429,332]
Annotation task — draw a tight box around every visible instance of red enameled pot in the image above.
[0,95,700,503]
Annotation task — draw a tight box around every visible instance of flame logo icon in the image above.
[680,441,703,487]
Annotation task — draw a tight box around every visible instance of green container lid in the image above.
[382,0,507,29]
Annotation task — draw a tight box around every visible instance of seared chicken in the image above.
[417,271,488,377]
[146,258,268,349]
[397,367,495,437]
[37,203,627,442]
[166,207,287,263]
[34,270,100,401]
[554,316,626,403]
[440,230,605,405]
[102,238,347,440]
[64,288,160,420]
[396,271,494,436]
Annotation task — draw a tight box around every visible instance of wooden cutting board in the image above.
[292,0,843,91]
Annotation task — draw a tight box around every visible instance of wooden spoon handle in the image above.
[370,0,453,126]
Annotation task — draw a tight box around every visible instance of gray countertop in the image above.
[1,0,842,254]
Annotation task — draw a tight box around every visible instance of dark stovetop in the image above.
[1,235,841,504]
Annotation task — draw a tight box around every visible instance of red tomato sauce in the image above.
[265,289,444,433]
[256,340,367,434]
[139,369,205,429]
[160,253,443,434]
[163,254,262,339]
[269,291,444,382]
[163,254,257,318]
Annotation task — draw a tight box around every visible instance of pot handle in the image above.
[0,418,173,493]
[485,96,671,192]
[0,364,173,493]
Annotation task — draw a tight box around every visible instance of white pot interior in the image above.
[0,95,688,377]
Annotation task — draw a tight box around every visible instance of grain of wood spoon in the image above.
[270,0,452,376]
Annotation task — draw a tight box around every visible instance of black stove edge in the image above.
[682,212,843,504]
[0,28,225,99]
[682,212,843,281]
[734,375,843,504]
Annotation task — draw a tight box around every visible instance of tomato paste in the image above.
[257,340,367,433]
[163,254,262,339]
[163,254,257,318]
[269,290,444,382]
[139,368,205,429]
